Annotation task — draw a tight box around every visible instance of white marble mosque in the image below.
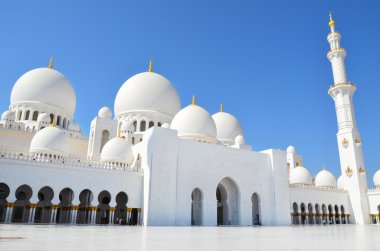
[1,14,380,226]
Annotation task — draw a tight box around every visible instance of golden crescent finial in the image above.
[322,164,326,170]
[148,58,153,72]
[329,12,335,28]
[220,102,223,112]
[192,94,196,105]
[49,56,54,69]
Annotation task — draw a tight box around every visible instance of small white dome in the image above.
[289,165,312,185]
[11,68,76,116]
[337,175,348,189]
[170,104,217,143]
[315,168,337,188]
[287,145,295,154]
[235,135,245,144]
[120,121,134,133]
[114,72,181,118]
[101,137,134,165]
[37,113,51,124]
[1,111,15,121]
[212,111,243,143]
[30,126,68,156]
[161,123,170,128]
[373,169,380,187]
[68,120,80,131]
[98,106,112,119]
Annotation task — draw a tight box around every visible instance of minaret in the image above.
[327,13,370,224]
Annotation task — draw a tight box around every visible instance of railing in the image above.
[328,81,356,91]
[0,149,143,174]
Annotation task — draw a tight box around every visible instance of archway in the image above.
[216,177,239,226]
[100,130,110,152]
[77,189,93,224]
[300,203,306,225]
[12,184,33,223]
[0,183,10,222]
[96,190,111,224]
[340,205,346,224]
[334,205,340,224]
[251,193,261,225]
[328,205,333,224]
[322,204,327,224]
[307,203,314,225]
[56,188,74,224]
[315,204,321,224]
[114,192,128,224]
[34,186,54,223]
[292,202,299,225]
[191,188,203,226]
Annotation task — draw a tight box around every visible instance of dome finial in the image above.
[49,56,54,69]
[322,164,326,170]
[329,12,335,31]
[220,102,223,112]
[192,94,196,105]
[148,58,153,72]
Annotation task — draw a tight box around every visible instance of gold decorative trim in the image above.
[342,138,349,148]
[355,139,362,145]
[345,166,353,177]
[359,166,366,173]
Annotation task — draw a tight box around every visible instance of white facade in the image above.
[0,15,380,226]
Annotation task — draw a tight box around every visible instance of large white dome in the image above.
[212,111,243,144]
[289,165,312,185]
[30,126,68,156]
[11,68,76,115]
[114,72,181,118]
[373,169,380,188]
[315,168,337,188]
[170,104,217,143]
[101,137,134,165]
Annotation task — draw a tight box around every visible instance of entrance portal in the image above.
[216,177,239,225]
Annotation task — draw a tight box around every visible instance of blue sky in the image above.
[1,1,380,185]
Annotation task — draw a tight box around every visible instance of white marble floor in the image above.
[0,224,379,251]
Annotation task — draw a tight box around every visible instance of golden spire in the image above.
[329,12,335,29]
[220,102,223,112]
[192,94,196,105]
[322,164,326,170]
[49,56,54,69]
[148,58,153,72]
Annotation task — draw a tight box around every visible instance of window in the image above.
[32,111,38,121]
[140,121,146,131]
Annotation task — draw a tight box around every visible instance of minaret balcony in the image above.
[328,81,356,93]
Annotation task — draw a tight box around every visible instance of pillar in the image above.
[28,204,36,223]
[71,206,78,224]
[110,207,115,224]
[5,203,14,223]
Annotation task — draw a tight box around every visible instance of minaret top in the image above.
[220,102,223,112]
[329,12,335,32]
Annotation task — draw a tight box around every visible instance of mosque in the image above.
[0,15,380,226]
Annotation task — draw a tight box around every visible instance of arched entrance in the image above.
[334,205,340,224]
[56,188,74,224]
[292,203,299,225]
[0,183,10,222]
[300,203,306,225]
[191,188,203,226]
[251,193,261,225]
[315,204,321,224]
[216,177,239,226]
[77,189,93,224]
[96,190,111,224]
[34,186,54,223]
[12,184,32,223]
[114,192,128,224]
[307,203,314,225]
[328,205,333,224]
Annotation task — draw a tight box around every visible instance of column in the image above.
[110,207,115,224]
[71,206,78,224]
[28,204,36,223]
[5,203,14,223]
[138,208,142,225]
[50,205,57,224]
[91,207,97,224]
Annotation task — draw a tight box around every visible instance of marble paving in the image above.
[0,224,379,251]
